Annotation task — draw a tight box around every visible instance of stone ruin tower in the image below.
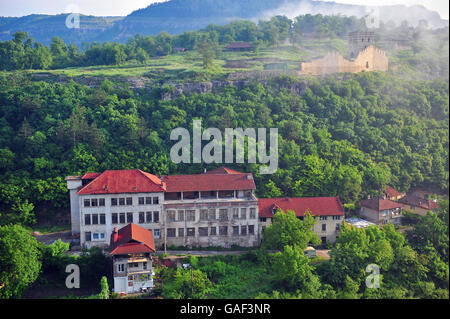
[348,31,375,60]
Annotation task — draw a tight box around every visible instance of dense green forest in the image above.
[0,70,447,226]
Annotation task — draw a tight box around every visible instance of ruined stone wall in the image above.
[299,45,388,76]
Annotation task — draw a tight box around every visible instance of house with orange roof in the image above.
[360,196,403,225]
[110,223,156,294]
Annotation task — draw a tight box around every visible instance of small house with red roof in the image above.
[110,223,155,294]
[360,196,403,225]
[258,197,345,244]
[399,195,439,216]
[383,185,404,201]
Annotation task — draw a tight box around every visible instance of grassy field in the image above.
[19,36,439,83]
[23,40,348,81]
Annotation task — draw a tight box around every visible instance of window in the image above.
[167,228,176,237]
[111,198,117,206]
[200,209,208,221]
[126,197,132,205]
[84,214,91,225]
[127,212,133,223]
[260,217,267,222]
[100,214,106,225]
[232,208,239,219]
[208,209,216,220]
[119,198,125,206]
[143,262,147,270]
[178,228,184,237]
[153,229,160,238]
[153,211,159,223]
[186,210,196,221]
[321,237,327,245]
[145,197,152,205]
[332,216,341,220]
[146,212,152,223]
[219,226,228,236]
[119,213,126,224]
[233,226,239,236]
[240,208,247,220]
[250,208,256,219]
[210,227,217,236]
[219,209,228,221]
[84,199,90,207]
[112,213,118,224]
[92,233,99,240]
[248,225,254,235]
[177,210,184,221]
[241,226,247,236]
[99,198,105,206]
[336,224,340,231]
[186,228,195,237]
[320,216,327,221]
[117,264,125,273]
[322,224,326,231]
[153,197,159,204]
[199,227,208,237]
[85,232,91,242]
[91,199,98,207]
[92,214,98,225]
[139,212,145,224]
[167,210,176,222]
[138,197,144,205]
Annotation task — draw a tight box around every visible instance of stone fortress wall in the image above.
[299,31,389,75]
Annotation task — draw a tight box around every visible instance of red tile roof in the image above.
[204,167,243,175]
[360,197,403,211]
[385,185,402,198]
[78,170,165,195]
[162,172,255,192]
[258,197,344,218]
[81,172,101,180]
[110,223,155,255]
[399,195,439,210]
[77,168,255,195]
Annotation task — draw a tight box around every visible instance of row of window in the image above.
[320,223,340,231]
[84,196,160,207]
[112,212,160,224]
[84,212,160,225]
[166,207,257,222]
[85,232,105,241]
[166,225,255,237]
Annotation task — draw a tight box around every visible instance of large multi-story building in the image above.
[67,167,349,249]
[66,167,259,249]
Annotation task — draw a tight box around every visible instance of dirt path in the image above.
[32,230,72,245]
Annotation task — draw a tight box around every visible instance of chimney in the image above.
[247,174,252,180]
[113,227,119,243]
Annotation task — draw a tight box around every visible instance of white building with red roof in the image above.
[258,197,345,244]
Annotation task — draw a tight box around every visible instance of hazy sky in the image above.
[0,0,448,19]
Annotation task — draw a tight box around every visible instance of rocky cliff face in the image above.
[31,73,308,100]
